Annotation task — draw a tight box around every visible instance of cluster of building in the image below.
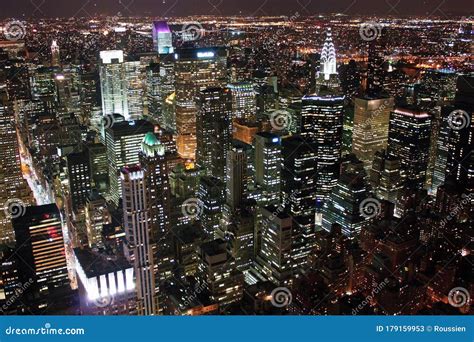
[0,16,472,316]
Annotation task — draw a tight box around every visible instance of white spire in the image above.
[320,28,337,80]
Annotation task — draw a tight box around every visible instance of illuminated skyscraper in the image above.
[125,60,143,120]
[0,92,32,243]
[227,82,257,121]
[152,21,174,55]
[99,50,129,120]
[196,87,232,180]
[226,145,248,210]
[174,47,227,160]
[51,40,60,67]
[196,239,244,307]
[301,91,344,201]
[322,156,373,237]
[121,165,158,315]
[352,95,394,171]
[105,120,154,206]
[13,204,73,314]
[197,176,225,239]
[387,107,432,190]
[66,150,92,213]
[254,132,281,205]
[370,150,403,203]
[315,28,340,91]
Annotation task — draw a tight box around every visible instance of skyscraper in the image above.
[225,145,248,210]
[51,40,60,67]
[322,156,373,237]
[105,120,154,206]
[174,47,227,160]
[387,107,432,190]
[370,150,403,203]
[124,60,144,120]
[352,95,394,171]
[0,92,32,243]
[254,132,281,205]
[99,50,129,120]
[196,87,232,180]
[152,21,174,55]
[301,91,344,201]
[66,150,92,213]
[315,28,340,91]
[12,204,73,314]
[227,82,257,121]
[121,166,158,315]
[197,176,225,239]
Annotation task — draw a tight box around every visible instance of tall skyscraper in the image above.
[301,91,344,201]
[152,21,174,55]
[370,150,403,203]
[124,60,143,120]
[174,47,227,160]
[0,92,32,243]
[196,87,232,180]
[121,166,158,315]
[197,176,225,239]
[227,82,257,121]
[254,132,281,205]
[66,150,92,213]
[254,206,294,286]
[105,120,154,205]
[387,107,432,190]
[315,28,340,91]
[225,145,248,210]
[352,95,394,171]
[51,40,60,67]
[322,156,373,237]
[99,50,129,120]
[12,204,73,313]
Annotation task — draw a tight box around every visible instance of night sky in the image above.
[0,0,472,18]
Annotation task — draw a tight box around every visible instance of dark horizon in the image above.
[0,0,472,19]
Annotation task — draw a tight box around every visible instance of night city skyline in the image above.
[0,0,472,320]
